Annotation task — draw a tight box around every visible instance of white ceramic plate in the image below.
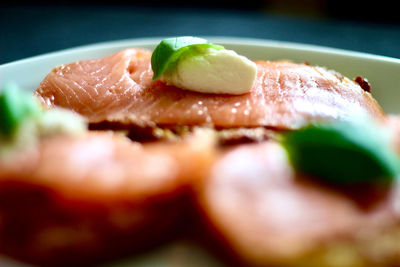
[1,37,400,266]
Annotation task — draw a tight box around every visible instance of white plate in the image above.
[1,36,400,114]
[1,37,400,266]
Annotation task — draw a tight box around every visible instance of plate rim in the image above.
[1,36,400,70]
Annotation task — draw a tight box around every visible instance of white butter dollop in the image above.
[1,108,87,159]
[36,108,87,138]
[162,49,257,95]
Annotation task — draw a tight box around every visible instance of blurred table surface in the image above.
[1,4,400,64]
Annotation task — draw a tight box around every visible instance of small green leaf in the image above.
[151,36,224,81]
[283,119,400,184]
[0,83,41,139]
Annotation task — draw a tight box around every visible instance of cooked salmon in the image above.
[35,49,386,130]
[0,130,215,265]
[196,141,400,266]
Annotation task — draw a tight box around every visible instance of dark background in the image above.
[1,0,400,64]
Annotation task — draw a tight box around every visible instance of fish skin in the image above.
[0,130,215,265]
[196,141,400,266]
[35,49,386,129]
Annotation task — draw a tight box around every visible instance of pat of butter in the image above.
[36,108,87,138]
[162,49,257,95]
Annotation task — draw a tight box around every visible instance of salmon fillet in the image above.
[35,49,386,130]
[196,141,400,266]
[0,130,215,265]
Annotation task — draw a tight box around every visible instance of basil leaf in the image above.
[151,36,224,81]
[0,83,41,139]
[283,119,400,184]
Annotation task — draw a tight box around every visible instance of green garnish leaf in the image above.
[0,82,41,139]
[283,119,400,184]
[151,36,224,81]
